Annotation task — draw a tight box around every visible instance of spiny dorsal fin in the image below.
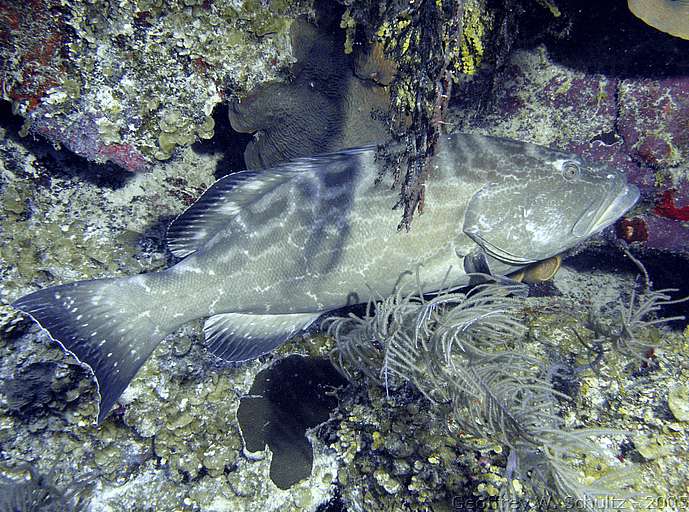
[166,147,376,258]
[203,311,321,362]
[166,170,288,258]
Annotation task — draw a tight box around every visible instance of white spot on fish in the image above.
[219,202,239,214]
[179,266,203,274]
[244,180,264,191]
[131,275,151,293]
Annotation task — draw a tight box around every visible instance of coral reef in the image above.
[328,271,689,510]
[228,15,390,169]
[1,1,689,511]
[1,0,313,169]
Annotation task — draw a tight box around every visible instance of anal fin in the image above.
[204,312,321,362]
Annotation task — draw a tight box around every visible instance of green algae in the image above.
[455,1,493,76]
[3,0,313,167]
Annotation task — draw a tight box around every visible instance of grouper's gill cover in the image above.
[461,145,639,265]
[11,134,639,424]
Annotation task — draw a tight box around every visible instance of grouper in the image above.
[11,133,639,424]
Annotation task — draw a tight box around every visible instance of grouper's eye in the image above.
[562,161,580,180]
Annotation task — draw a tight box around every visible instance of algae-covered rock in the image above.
[0,0,313,170]
[668,385,689,422]
[634,433,674,460]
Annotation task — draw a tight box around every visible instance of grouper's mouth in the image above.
[463,226,537,266]
[572,183,640,238]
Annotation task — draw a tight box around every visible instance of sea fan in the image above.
[587,287,688,360]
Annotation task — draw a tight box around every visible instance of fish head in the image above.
[463,148,639,266]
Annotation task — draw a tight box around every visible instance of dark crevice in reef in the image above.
[316,488,347,512]
[1,362,58,416]
[517,0,689,78]
[237,355,348,490]
[0,100,24,134]
[190,102,253,180]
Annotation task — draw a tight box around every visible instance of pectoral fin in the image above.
[203,312,321,362]
[463,247,524,277]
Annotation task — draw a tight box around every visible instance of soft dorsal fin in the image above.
[166,147,376,258]
[166,170,293,257]
[204,311,321,362]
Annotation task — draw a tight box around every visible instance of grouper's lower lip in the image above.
[468,230,537,266]
[583,183,640,236]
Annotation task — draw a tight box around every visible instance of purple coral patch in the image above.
[31,109,149,172]
[618,78,689,169]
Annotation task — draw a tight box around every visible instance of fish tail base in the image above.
[12,275,170,424]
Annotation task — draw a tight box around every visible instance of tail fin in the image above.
[12,275,172,424]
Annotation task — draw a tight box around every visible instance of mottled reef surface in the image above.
[1,1,689,511]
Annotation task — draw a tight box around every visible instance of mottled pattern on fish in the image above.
[11,133,639,423]
[167,149,469,316]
